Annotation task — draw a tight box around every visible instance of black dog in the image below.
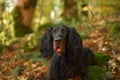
[40,25,94,80]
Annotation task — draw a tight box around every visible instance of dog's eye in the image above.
[61,28,66,35]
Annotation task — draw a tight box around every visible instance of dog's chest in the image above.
[59,56,79,77]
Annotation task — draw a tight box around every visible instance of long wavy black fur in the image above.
[40,27,53,58]
[40,25,94,80]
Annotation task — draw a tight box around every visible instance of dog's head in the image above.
[40,25,83,58]
[51,25,69,56]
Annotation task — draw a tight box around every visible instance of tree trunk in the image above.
[12,0,37,37]
[16,0,37,26]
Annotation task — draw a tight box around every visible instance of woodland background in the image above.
[0,0,120,80]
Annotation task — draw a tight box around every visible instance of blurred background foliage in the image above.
[0,0,120,51]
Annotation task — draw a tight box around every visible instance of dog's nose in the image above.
[55,38,61,42]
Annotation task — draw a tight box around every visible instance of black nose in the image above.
[55,38,61,42]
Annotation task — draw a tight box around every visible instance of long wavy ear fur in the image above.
[67,27,84,54]
[40,27,53,58]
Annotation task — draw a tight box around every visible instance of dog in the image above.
[40,24,94,80]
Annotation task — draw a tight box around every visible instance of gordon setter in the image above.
[40,25,94,80]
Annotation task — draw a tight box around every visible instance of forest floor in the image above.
[0,27,120,80]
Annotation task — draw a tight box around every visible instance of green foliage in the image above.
[21,41,33,51]
[23,52,41,61]
[0,0,17,46]
[88,66,106,80]
[107,22,120,43]
[0,44,8,52]
[38,23,54,31]
[108,23,120,37]
[96,0,120,16]
[16,51,48,64]
[94,52,111,66]
[16,51,42,62]
[88,66,114,80]
[88,52,112,80]
[21,32,42,51]
[78,32,89,39]
[12,6,21,20]
[0,0,5,12]
[0,12,15,46]
[12,66,21,77]
[23,52,48,64]
[15,51,24,60]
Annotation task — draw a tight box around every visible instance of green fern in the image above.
[12,66,21,77]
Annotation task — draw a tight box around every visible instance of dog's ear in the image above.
[67,27,83,54]
[40,27,53,58]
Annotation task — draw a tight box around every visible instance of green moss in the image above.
[14,20,32,37]
[88,66,106,80]
[94,52,111,66]
[12,6,21,20]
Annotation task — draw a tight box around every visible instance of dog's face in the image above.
[51,25,68,56]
